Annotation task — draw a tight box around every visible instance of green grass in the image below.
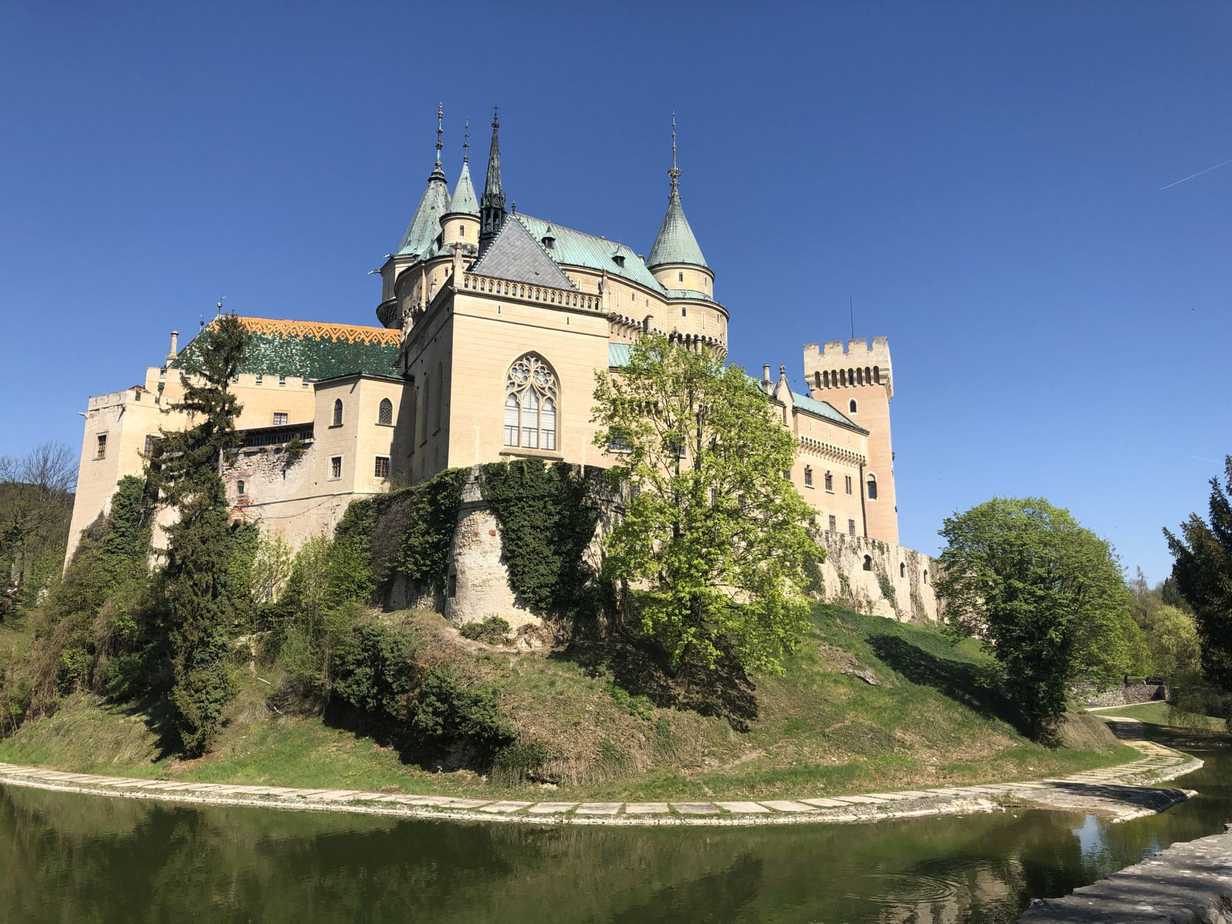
[0,605,1140,800]
[1089,701,1228,732]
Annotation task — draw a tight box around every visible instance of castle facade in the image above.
[66,110,936,622]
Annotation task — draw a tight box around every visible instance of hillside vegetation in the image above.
[0,605,1132,800]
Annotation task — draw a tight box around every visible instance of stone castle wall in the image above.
[813,531,940,623]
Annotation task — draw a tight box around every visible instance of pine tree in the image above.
[155,314,247,755]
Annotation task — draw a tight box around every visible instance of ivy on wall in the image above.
[335,468,467,599]
[479,461,603,616]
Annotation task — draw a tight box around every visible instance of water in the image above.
[1,749,1228,923]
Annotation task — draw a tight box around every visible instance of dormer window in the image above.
[612,254,625,268]
[541,235,555,250]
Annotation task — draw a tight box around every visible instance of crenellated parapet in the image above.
[797,435,866,467]
[803,336,893,398]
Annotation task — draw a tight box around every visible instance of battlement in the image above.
[802,336,893,398]
[803,336,891,361]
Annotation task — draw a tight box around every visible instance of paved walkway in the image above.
[0,732,1202,827]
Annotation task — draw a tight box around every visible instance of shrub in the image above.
[410,665,514,763]
[490,740,550,785]
[459,616,512,645]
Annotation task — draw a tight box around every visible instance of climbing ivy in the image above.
[479,461,602,616]
[335,468,466,599]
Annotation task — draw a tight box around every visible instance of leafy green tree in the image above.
[592,335,818,674]
[154,314,247,756]
[937,498,1135,742]
[1164,456,1232,689]
[1145,604,1202,681]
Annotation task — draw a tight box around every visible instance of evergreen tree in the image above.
[1164,456,1232,690]
[154,314,247,755]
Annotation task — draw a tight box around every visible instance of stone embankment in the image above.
[1019,826,1232,923]
[0,736,1199,828]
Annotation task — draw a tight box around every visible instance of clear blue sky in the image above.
[2,3,1229,581]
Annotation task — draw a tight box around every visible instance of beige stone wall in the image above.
[400,296,455,483]
[814,532,940,623]
[651,263,714,298]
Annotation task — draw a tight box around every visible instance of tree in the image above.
[937,498,1135,742]
[0,442,77,614]
[1164,456,1232,690]
[592,335,818,674]
[153,314,247,756]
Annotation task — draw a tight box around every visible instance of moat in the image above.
[1,747,1227,923]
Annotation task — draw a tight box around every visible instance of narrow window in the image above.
[448,572,458,598]
[96,433,107,460]
[874,366,881,384]
[273,412,288,426]
[828,514,837,532]
[849,399,858,413]
[681,307,687,317]
[378,397,393,426]
[374,456,390,479]
[278,374,286,386]
[899,562,906,578]
[862,554,872,572]
[237,480,246,496]
[504,394,520,446]
[848,518,857,537]
[867,473,878,500]
[678,271,684,282]
[330,456,342,480]
[923,570,929,585]
[332,399,343,427]
[845,475,853,495]
[824,471,833,492]
[804,466,813,488]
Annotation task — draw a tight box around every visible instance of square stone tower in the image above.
[802,337,898,544]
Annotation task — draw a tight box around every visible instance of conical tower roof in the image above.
[647,117,708,269]
[449,158,479,216]
[396,105,451,258]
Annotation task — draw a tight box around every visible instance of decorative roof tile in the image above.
[174,316,401,380]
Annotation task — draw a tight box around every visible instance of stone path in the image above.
[0,734,1202,827]
[1019,825,1232,922]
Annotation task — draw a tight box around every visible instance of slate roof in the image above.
[448,160,479,216]
[396,166,450,258]
[517,214,665,293]
[173,317,401,381]
[648,185,708,269]
[469,216,576,289]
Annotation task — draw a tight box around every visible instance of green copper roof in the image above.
[648,184,707,269]
[517,214,665,293]
[396,166,450,258]
[792,391,865,431]
[608,342,632,367]
[174,318,401,381]
[448,159,479,216]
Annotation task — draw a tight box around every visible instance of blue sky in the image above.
[2,2,1229,580]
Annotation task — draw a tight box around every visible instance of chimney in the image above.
[166,330,179,364]
[762,363,772,393]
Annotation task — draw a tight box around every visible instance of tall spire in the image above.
[395,106,451,258]
[479,106,506,255]
[449,122,479,217]
[434,101,444,168]
[463,120,470,163]
[648,114,708,269]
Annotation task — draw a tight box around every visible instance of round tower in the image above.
[647,116,714,299]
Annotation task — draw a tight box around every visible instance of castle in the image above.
[65,109,938,623]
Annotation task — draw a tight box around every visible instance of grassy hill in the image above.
[0,605,1134,800]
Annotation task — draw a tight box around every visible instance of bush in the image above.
[410,664,515,762]
[459,616,512,645]
[490,740,550,785]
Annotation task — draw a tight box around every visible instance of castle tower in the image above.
[440,121,480,254]
[478,108,506,256]
[647,116,714,299]
[803,337,899,544]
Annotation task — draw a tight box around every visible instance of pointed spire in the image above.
[449,125,480,217]
[479,106,506,254]
[395,107,451,258]
[648,115,708,269]
[463,120,470,163]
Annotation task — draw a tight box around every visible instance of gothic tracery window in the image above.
[503,353,558,451]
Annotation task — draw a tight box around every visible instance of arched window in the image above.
[332,398,343,427]
[862,554,872,572]
[804,465,813,487]
[378,397,393,426]
[856,367,864,385]
[849,399,858,413]
[504,353,558,451]
[899,562,906,578]
[867,473,878,500]
[873,366,881,384]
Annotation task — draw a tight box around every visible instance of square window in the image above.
[273,412,288,426]
[374,456,390,479]
[330,456,342,480]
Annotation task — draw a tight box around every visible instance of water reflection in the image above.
[1,749,1227,923]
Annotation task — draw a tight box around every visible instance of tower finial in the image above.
[669,113,680,192]
[463,120,470,163]
[435,102,444,167]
